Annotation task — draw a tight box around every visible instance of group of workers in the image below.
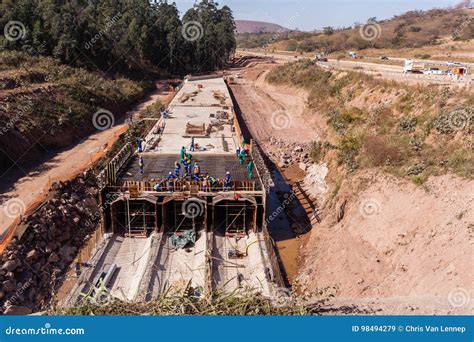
[138,136,253,192]
[151,143,233,193]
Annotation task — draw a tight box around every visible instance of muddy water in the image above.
[267,169,301,284]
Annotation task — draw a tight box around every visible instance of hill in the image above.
[236,20,289,33]
[237,7,474,52]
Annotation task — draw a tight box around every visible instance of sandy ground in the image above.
[229,59,322,146]
[0,81,175,250]
[230,56,473,314]
[298,170,474,314]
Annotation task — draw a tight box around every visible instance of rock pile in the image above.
[0,171,99,314]
[265,138,313,168]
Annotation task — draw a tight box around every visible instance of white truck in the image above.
[404,59,425,73]
[348,51,358,59]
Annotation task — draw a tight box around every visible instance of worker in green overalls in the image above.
[247,161,253,180]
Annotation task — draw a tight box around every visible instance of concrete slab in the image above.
[144,77,237,154]
[212,232,271,295]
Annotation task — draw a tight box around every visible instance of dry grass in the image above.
[268,60,473,182]
[53,289,318,316]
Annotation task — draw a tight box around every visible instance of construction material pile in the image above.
[210,111,232,128]
[212,90,227,105]
[178,91,199,103]
[0,171,99,314]
[185,122,209,136]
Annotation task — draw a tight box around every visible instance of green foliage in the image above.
[0,0,236,74]
[338,135,361,171]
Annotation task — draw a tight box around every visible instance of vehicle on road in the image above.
[423,68,445,75]
[314,53,328,62]
[404,59,425,73]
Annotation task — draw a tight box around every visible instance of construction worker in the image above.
[236,146,241,158]
[224,171,231,191]
[208,175,218,191]
[139,156,144,174]
[193,163,201,181]
[180,146,186,162]
[136,137,143,153]
[202,175,209,192]
[174,161,181,178]
[154,179,163,191]
[190,137,195,152]
[238,150,246,164]
[167,172,176,192]
[247,161,253,180]
[183,157,192,177]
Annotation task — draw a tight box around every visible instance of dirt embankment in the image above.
[0,53,152,175]
[298,170,473,314]
[230,56,473,314]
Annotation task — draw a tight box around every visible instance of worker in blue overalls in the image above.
[139,156,144,174]
[154,179,164,191]
[193,163,201,181]
[136,137,143,153]
[224,171,231,191]
[183,157,192,177]
[174,161,181,178]
[167,172,176,192]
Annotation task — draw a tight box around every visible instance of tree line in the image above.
[0,0,236,74]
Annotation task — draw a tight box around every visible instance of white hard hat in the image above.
[168,171,172,175]
[226,171,230,174]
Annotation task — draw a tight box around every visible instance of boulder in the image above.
[2,259,20,272]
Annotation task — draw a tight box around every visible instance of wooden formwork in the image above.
[77,223,105,264]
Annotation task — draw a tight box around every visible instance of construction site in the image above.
[60,76,284,305]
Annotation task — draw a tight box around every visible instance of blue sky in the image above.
[172,0,465,31]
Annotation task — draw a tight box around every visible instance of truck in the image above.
[348,51,358,59]
[314,52,328,62]
[403,59,424,73]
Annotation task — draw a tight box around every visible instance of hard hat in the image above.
[168,171,172,175]
[226,171,230,174]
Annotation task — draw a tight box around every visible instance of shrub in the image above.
[364,135,404,166]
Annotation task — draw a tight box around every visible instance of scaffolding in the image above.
[112,198,157,237]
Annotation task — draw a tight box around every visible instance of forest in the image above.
[1,0,236,74]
